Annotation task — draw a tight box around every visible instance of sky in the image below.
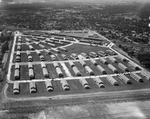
[2,0,150,3]
[46,0,150,3]
[47,0,149,3]
[0,0,149,6]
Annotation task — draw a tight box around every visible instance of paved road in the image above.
[7,33,19,81]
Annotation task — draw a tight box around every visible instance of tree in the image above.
[1,41,9,53]
[139,3,150,19]
[118,44,122,48]
[128,50,135,57]
[141,61,150,68]
[137,52,150,64]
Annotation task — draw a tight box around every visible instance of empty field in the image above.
[61,43,109,55]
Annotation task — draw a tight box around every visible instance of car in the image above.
[88,52,98,58]
[61,54,68,60]
[16,56,21,62]
[97,51,107,57]
[40,55,45,61]
[28,55,33,62]
[106,50,117,55]
[81,52,89,59]
[13,89,19,94]
[70,53,78,59]
[30,82,37,93]
[51,54,57,61]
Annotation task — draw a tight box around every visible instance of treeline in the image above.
[1,41,9,54]
[2,2,74,11]
[118,44,150,69]
[100,2,150,20]
[103,3,140,15]
[0,33,12,53]
[137,53,150,68]
[3,3,50,10]
[138,3,150,19]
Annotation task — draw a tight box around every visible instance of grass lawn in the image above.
[31,52,40,61]
[85,60,102,75]
[46,64,58,79]
[20,65,30,80]
[34,64,43,79]
[65,62,76,76]
[20,53,28,62]
[61,43,109,56]
[41,51,52,61]
[58,63,67,78]
[74,62,88,76]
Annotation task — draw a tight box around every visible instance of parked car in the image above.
[88,52,98,58]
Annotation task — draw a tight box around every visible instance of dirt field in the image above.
[2,95,150,119]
